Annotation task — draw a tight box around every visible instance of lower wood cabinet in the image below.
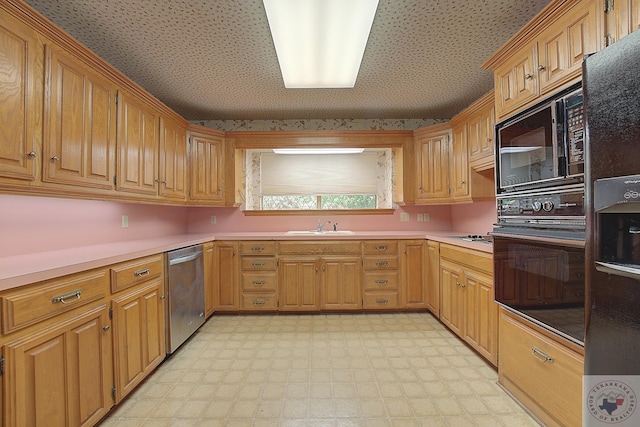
[439,244,497,366]
[278,256,320,311]
[2,303,113,427]
[321,256,362,310]
[499,307,583,426]
[425,240,440,316]
[211,241,239,311]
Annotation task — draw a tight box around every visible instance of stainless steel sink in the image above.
[285,230,356,236]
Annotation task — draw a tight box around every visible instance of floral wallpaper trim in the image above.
[193,118,446,132]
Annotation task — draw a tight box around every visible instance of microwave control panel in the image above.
[565,91,585,165]
[497,190,584,218]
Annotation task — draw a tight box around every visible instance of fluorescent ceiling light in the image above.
[500,147,543,154]
[273,148,365,155]
[263,0,379,88]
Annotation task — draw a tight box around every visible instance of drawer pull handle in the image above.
[375,279,388,285]
[253,280,265,286]
[52,289,81,304]
[375,261,388,267]
[375,298,389,304]
[531,346,554,363]
[253,300,266,306]
[251,246,265,252]
[134,268,150,277]
[252,262,265,267]
[375,245,388,250]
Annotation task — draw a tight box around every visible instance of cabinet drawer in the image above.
[241,272,277,291]
[242,293,277,310]
[239,241,276,255]
[363,291,399,309]
[1,268,108,334]
[241,257,277,271]
[110,254,163,293]
[499,310,583,426]
[363,241,398,255]
[363,257,398,270]
[440,244,492,275]
[279,241,361,255]
[363,272,399,290]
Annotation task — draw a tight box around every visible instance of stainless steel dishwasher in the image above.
[165,244,205,353]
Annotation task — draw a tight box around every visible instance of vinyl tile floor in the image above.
[100,312,539,426]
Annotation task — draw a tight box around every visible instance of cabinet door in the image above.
[213,242,239,311]
[606,0,640,44]
[189,133,225,203]
[3,304,113,427]
[204,242,215,317]
[537,0,598,94]
[279,257,319,311]
[450,123,469,199]
[403,240,427,308]
[116,90,159,195]
[494,42,538,119]
[321,257,362,310]
[416,131,450,201]
[158,116,187,199]
[425,240,440,316]
[468,98,496,169]
[43,44,117,190]
[112,280,165,402]
[463,270,498,366]
[0,11,42,182]
[439,259,464,336]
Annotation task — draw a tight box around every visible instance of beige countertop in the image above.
[0,231,491,291]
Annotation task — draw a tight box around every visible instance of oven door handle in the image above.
[595,261,640,280]
[491,231,585,247]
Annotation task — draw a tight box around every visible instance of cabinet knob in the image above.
[525,73,533,80]
[154,179,160,183]
[103,325,110,332]
[51,155,59,161]
[28,151,37,157]
[538,65,545,71]
[460,181,466,185]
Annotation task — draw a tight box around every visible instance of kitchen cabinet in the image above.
[115,89,159,196]
[466,92,496,171]
[499,307,583,426]
[203,242,215,317]
[188,127,227,205]
[402,240,428,309]
[413,123,451,203]
[363,240,400,310]
[109,255,165,403]
[483,0,600,120]
[158,115,187,200]
[605,0,640,45]
[43,43,117,191]
[278,257,320,311]
[425,240,440,316]
[239,241,278,310]
[0,9,42,183]
[0,268,113,427]
[321,257,362,310]
[212,241,240,311]
[439,244,497,366]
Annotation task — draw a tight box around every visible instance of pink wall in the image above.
[0,195,189,257]
[450,200,497,235]
[187,205,452,233]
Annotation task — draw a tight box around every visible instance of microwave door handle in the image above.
[552,101,564,176]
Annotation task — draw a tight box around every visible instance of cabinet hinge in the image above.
[109,307,113,319]
[115,93,119,105]
[113,175,117,185]
[112,386,116,401]
[605,34,614,47]
[0,356,4,375]
[605,0,614,14]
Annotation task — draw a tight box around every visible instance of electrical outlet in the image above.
[417,213,423,222]
[400,212,410,222]
[210,215,216,224]
[422,212,429,222]
[121,215,129,228]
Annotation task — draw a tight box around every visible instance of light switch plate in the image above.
[121,215,129,228]
[400,213,410,222]
[210,215,216,224]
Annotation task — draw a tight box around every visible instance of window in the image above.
[244,149,394,211]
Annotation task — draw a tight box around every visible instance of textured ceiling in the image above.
[23,0,550,121]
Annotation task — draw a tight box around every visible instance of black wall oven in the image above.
[493,186,586,345]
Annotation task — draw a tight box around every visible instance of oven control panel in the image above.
[497,189,585,230]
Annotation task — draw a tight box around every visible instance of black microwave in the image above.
[496,83,584,194]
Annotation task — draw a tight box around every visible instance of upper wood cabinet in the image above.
[413,123,451,203]
[43,43,117,190]
[188,127,226,204]
[605,0,640,45]
[483,0,601,120]
[115,90,160,196]
[159,115,187,200]
[466,92,496,171]
[0,9,42,183]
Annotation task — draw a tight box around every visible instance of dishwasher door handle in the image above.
[169,251,203,266]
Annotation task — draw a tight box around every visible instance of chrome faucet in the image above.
[317,220,331,232]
